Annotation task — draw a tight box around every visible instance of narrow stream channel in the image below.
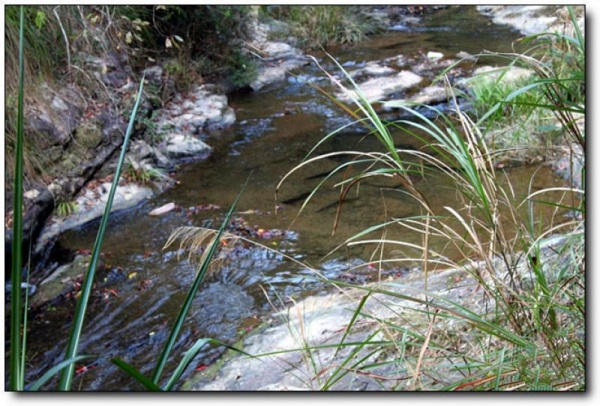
[20,7,572,390]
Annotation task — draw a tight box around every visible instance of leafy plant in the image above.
[55,200,78,217]
[226,49,258,88]
[126,161,167,184]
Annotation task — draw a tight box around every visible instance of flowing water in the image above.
[19,7,573,390]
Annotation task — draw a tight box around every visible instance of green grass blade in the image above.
[58,77,146,390]
[494,348,506,390]
[111,358,162,391]
[20,242,34,387]
[151,175,252,385]
[10,6,26,392]
[321,329,381,390]
[567,6,584,50]
[27,355,94,391]
[163,338,211,391]
[332,292,371,359]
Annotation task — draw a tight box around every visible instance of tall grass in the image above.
[465,8,584,155]
[278,8,584,390]
[9,7,26,391]
[56,76,146,390]
[8,6,147,390]
[264,5,383,49]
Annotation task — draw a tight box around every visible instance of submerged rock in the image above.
[553,143,584,190]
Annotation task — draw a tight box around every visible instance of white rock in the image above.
[338,71,423,103]
[149,202,176,216]
[460,65,533,89]
[427,51,444,61]
[409,85,449,105]
[24,189,40,200]
[261,41,297,58]
[165,134,212,158]
[182,100,196,111]
[190,116,207,129]
[456,51,476,61]
[477,5,560,36]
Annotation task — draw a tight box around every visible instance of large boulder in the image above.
[26,84,83,148]
[154,85,236,137]
[337,70,423,103]
[249,41,309,91]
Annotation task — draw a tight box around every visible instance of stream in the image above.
[19,7,572,391]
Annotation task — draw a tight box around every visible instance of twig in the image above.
[53,6,71,72]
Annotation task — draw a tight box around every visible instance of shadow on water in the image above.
[19,7,571,390]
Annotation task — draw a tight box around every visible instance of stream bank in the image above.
[182,232,583,391]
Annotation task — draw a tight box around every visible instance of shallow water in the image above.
[20,7,572,391]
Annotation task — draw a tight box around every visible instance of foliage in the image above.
[125,162,167,184]
[464,10,585,152]
[226,49,258,88]
[4,5,259,191]
[263,5,384,49]
[55,200,78,217]
[5,6,69,190]
[277,8,584,390]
